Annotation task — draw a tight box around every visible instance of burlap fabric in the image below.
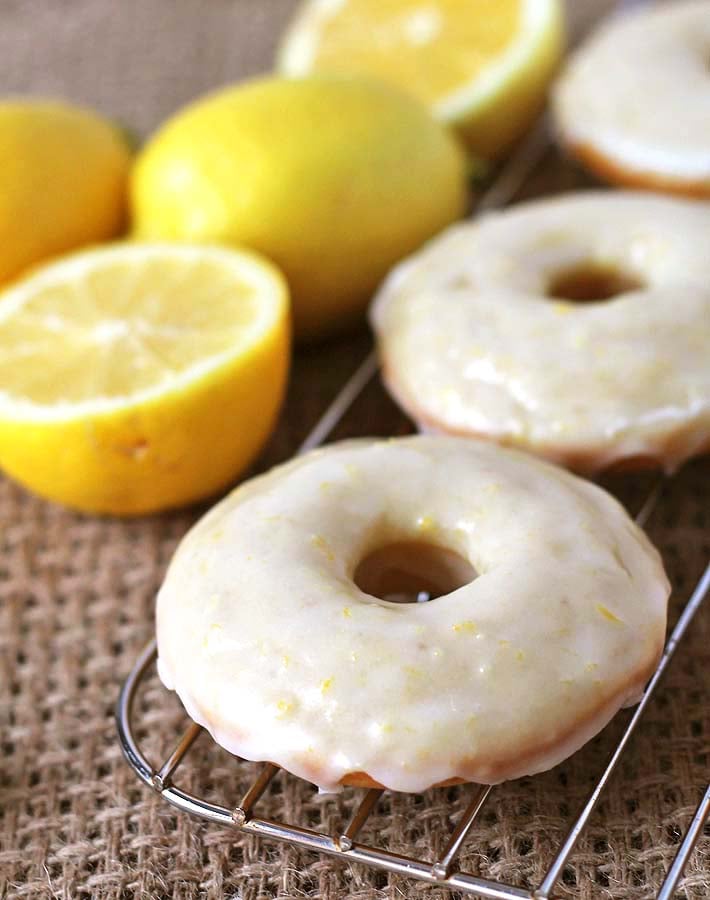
[1,2,708,898]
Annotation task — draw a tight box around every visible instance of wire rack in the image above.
[116,18,710,899]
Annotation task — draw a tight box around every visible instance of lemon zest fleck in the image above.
[596,603,624,624]
[416,514,436,532]
[311,533,335,561]
[552,302,572,315]
[276,699,294,717]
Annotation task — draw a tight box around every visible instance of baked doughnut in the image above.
[156,435,669,793]
[552,1,710,197]
[371,191,710,474]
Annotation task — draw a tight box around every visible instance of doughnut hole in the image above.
[547,261,644,302]
[353,540,476,604]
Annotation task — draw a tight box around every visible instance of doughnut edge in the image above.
[378,358,710,475]
[558,136,710,200]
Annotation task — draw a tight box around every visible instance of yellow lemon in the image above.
[131,75,468,341]
[0,99,130,284]
[277,0,564,159]
[0,244,289,515]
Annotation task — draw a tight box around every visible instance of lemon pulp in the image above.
[278,0,564,158]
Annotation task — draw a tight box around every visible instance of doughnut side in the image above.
[340,631,662,789]
[559,137,710,200]
[168,621,663,792]
[378,358,710,476]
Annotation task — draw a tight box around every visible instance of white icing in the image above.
[552,0,710,187]
[371,191,710,473]
[156,436,669,792]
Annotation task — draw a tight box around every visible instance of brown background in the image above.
[1,2,708,898]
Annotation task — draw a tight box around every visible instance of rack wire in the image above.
[116,15,709,895]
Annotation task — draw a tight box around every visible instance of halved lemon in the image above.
[277,0,564,159]
[0,244,290,515]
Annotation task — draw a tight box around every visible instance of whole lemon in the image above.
[0,99,130,284]
[131,75,468,341]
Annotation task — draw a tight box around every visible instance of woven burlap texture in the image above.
[1,1,708,898]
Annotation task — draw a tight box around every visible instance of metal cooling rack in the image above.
[116,14,710,895]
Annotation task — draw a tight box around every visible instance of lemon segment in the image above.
[277,0,564,159]
[131,75,468,341]
[0,244,290,515]
[0,100,130,284]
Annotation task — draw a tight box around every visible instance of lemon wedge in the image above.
[0,244,290,514]
[277,0,564,158]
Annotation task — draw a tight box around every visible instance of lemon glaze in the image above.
[157,436,669,792]
[371,191,710,473]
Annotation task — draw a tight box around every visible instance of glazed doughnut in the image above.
[552,1,710,197]
[156,435,669,793]
[370,191,710,474]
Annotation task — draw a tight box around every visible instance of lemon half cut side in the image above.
[277,0,564,159]
[0,243,290,515]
